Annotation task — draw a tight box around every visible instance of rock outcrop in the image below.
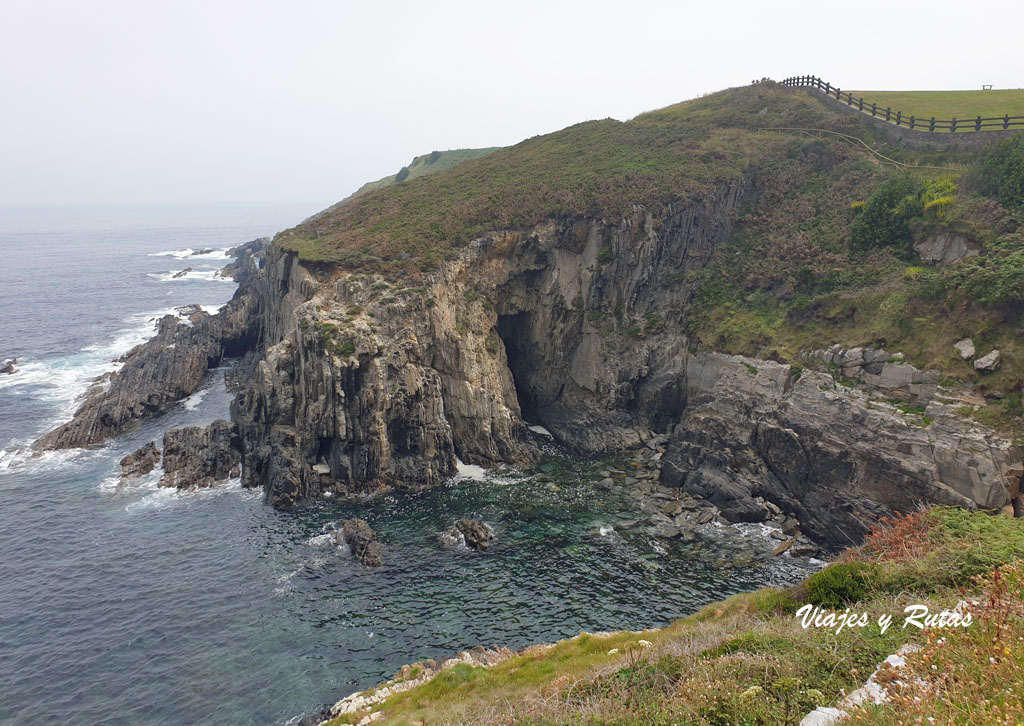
[659,353,1021,549]
[442,520,496,550]
[158,420,241,489]
[335,518,384,567]
[119,441,161,478]
[1,358,17,375]
[34,251,262,451]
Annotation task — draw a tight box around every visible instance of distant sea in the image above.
[0,204,815,726]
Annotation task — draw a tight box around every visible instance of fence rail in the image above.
[779,75,1024,133]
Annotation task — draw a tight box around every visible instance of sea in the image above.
[0,204,817,725]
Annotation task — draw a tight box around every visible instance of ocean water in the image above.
[0,205,816,726]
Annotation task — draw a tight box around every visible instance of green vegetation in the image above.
[305,146,501,224]
[279,84,860,268]
[325,508,1024,725]
[849,88,1024,124]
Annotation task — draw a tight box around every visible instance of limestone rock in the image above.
[953,338,975,360]
[119,441,161,478]
[974,349,1001,372]
[158,420,240,489]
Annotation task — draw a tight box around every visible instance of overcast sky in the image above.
[2,0,1022,210]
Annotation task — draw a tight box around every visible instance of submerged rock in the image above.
[119,441,161,478]
[158,420,240,489]
[172,267,193,279]
[0,358,17,375]
[335,518,383,567]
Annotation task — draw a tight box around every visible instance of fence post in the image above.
[835,87,840,99]
[929,117,936,132]
[858,97,864,112]
[885,107,891,122]
[951,117,957,133]
[871,103,877,117]
[896,110,901,126]
[825,82,831,95]
[1006,115,1011,130]
[847,93,853,106]
[976,116,982,131]
[910,116,915,129]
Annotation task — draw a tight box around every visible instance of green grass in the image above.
[849,89,1024,124]
[308,147,502,221]
[323,508,1024,726]
[277,84,869,269]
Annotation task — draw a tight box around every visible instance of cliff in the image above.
[36,82,1024,553]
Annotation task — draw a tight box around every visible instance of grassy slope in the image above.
[277,84,860,267]
[325,508,1024,725]
[849,89,1024,122]
[309,147,501,222]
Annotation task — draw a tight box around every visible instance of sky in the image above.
[1,0,1022,211]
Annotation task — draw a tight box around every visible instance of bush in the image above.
[806,562,874,607]
[976,135,1024,211]
[395,165,411,183]
[850,175,924,254]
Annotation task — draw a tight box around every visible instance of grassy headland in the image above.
[849,89,1024,123]
[282,82,1024,427]
[325,507,1024,725]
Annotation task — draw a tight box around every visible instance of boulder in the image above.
[974,350,1001,372]
[172,267,192,279]
[119,441,161,478]
[0,358,17,375]
[191,248,214,256]
[953,338,975,360]
[448,519,496,550]
[335,519,383,566]
[159,420,241,489]
[913,232,976,265]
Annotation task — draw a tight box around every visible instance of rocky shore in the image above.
[34,211,1023,557]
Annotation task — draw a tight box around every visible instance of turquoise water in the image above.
[0,206,815,725]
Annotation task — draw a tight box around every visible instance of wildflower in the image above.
[607,648,619,655]
[637,639,652,648]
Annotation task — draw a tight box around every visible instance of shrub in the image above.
[395,165,410,183]
[806,562,874,607]
[850,175,924,254]
[975,134,1024,211]
[597,245,615,264]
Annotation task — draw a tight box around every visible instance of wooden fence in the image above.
[780,75,1024,133]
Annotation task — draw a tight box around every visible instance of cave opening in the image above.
[495,312,543,424]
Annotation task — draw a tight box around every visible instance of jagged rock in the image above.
[336,519,383,566]
[443,520,495,550]
[1,358,17,375]
[660,353,1018,551]
[119,441,161,478]
[773,539,792,556]
[191,248,214,256]
[974,350,1001,372]
[34,261,260,450]
[953,338,975,360]
[158,420,240,489]
[218,238,267,284]
[172,267,192,279]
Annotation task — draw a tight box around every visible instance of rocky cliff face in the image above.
[231,180,748,506]
[223,176,1020,548]
[34,183,1021,549]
